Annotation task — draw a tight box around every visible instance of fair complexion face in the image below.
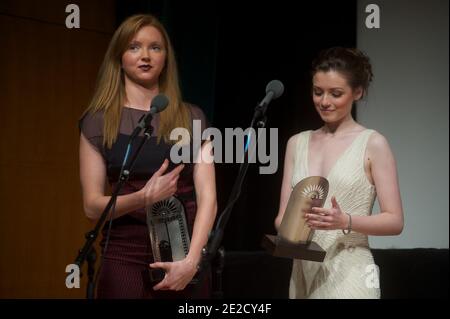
[121,25,166,89]
[312,70,363,129]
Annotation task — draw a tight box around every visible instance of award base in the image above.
[261,234,326,262]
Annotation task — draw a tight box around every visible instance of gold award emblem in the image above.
[278,176,329,243]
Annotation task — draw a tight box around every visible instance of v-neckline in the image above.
[305,129,367,179]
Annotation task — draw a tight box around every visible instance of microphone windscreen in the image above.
[151,94,169,113]
[265,80,284,99]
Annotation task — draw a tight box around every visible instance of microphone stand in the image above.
[194,103,270,298]
[74,120,154,299]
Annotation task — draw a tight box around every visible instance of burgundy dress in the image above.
[80,105,211,299]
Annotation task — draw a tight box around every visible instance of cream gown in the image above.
[289,129,381,299]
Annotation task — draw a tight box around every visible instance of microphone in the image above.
[254,80,284,123]
[138,94,169,129]
[130,94,169,141]
[258,79,284,108]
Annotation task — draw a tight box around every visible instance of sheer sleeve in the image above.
[78,111,105,154]
[178,104,211,165]
[189,104,210,141]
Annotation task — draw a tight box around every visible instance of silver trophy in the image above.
[146,196,191,282]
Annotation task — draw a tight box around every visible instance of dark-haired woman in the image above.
[275,47,404,298]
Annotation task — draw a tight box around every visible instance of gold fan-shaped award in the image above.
[261,176,329,262]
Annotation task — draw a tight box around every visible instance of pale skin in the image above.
[80,25,217,291]
[275,70,403,236]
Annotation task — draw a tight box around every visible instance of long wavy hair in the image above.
[83,14,191,147]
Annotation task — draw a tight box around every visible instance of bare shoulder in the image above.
[289,130,311,143]
[287,133,299,146]
[367,130,394,159]
[286,131,306,150]
[369,130,391,149]
[283,134,300,162]
[285,131,311,158]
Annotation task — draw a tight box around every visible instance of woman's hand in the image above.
[141,159,184,207]
[150,257,198,291]
[305,196,349,230]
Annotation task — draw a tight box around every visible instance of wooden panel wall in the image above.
[0,0,115,298]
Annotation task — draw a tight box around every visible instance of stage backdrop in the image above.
[357,0,449,249]
[150,0,358,251]
[0,0,115,298]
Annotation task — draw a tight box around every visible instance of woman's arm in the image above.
[79,132,182,221]
[351,132,404,235]
[151,140,217,291]
[188,140,218,264]
[274,134,297,231]
[307,132,404,236]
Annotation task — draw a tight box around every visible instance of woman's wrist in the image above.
[186,251,200,264]
[139,188,151,208]
[342,213,352,235]
[184,254,201,273]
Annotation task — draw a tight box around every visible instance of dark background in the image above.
[116,0,357,250]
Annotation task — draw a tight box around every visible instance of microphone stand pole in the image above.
[195,103,269,298]
[74,121,154,299]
